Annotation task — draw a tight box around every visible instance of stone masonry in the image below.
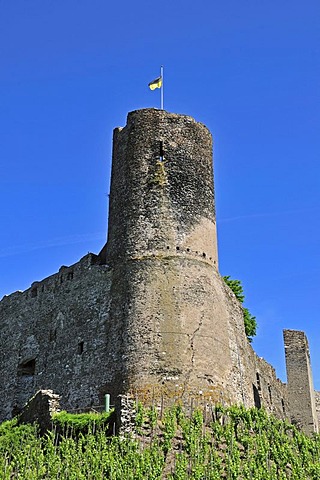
[0,109,317,433]
[18,390,61,434]
[283,329,318,435]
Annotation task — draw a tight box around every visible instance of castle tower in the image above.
[283,329,319,434]
[105,109,245,403]
[0,108,297,422]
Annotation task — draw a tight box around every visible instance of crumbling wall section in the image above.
[18,389,61,433]
[283,329,318,434]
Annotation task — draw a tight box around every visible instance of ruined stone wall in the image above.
[0,254,117,421]
[283,329,319,434]
[18,390,61,434]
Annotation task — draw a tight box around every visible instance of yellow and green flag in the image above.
[148,76,162,90]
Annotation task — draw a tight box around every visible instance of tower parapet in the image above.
[107,108,218,267]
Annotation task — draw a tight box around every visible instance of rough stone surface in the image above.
[283,329,318,434]
[115,394,136,437]
[315,391,320,426]
[18,389,61,434]
[0,109,315,433]
[0,253,116,420]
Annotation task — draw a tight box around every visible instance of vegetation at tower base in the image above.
[1,406,320,479]
[223,276,257,342]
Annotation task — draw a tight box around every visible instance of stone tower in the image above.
[103,108,248,403]
[283,329,319,435]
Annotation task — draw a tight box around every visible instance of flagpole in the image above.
[160,65,164,110]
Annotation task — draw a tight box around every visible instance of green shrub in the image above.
[52,409,114,436]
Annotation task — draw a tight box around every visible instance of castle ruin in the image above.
[0,109,318,434]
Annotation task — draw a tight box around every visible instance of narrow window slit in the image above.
[268,384,272,403]
[159,141,164,161]
[252,384,261,408]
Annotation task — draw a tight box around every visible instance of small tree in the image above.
[223,276,257,342]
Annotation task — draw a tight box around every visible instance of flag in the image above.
[148,76,162,90]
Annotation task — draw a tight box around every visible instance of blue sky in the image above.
[1,1,319,388]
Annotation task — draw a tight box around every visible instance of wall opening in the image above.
[268,384,272,404]
[17,359,36,376]
[281,399,286,414]
[159,140,164,161]
[78,341,84,355]
[252,384,261,408]
[67,271,74,280]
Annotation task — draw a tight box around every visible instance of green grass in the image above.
[1,404,320,479]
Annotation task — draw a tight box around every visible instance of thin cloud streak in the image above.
[218,206,318,224]
[0,233,105,258]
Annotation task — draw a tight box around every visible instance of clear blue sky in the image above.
[1,1,319,388]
